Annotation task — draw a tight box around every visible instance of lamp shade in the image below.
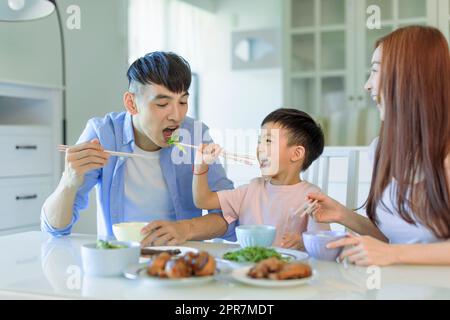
[0,0,55,21]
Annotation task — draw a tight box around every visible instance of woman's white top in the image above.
[368,138,440,244]
[123,144,176,223]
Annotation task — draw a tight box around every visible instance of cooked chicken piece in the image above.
[248,257,285,279]
[248,258,312,280]
[183,251,216,276]
[165,258,192,278]
[275,263,312,280]
[147,252,171,277]
[193,252,216,276]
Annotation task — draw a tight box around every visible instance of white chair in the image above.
[302,146,369,210]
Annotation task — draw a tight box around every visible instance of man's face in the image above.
[132,83,189,147]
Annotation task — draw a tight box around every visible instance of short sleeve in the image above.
[217,184,250,224]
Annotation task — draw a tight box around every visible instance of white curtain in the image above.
[128,0,213,72]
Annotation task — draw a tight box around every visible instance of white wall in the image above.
[0,8,62,86]
[191,0,283,186]
[0,0,129,235]
[59,0,129,234]
[199,0,283,132]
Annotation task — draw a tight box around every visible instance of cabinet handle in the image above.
[348,96,354,101]
[357,96,364,101]
[15,194,38,201]
[15,145,38,150]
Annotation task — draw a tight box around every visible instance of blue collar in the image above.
[122,112,134,146]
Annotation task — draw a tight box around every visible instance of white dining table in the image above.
[0,231,449,300]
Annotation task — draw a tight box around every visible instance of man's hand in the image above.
[62,139,110,189]
[140,220,192,247]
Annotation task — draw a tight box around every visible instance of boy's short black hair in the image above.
[127,51,191,93]
[261,108,324,171]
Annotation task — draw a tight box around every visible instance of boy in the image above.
[193,108,330,249]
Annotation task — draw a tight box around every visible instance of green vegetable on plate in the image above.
[223,246,291,263]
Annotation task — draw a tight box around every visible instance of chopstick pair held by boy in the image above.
[193,108,330,249]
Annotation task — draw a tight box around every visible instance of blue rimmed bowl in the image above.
[236,225,276,248]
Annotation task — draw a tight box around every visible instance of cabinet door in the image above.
[437,0,450,40]
[288,0,352,145]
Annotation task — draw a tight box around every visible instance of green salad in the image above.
[96,240,127,250]
[223,247,290,263]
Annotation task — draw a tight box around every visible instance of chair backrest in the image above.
[302,146,370,210]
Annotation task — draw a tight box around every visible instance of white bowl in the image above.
[236,225,276,248]
[112,222,148,242]
[81,241,140,277]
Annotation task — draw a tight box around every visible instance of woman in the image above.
[308,26,450,266]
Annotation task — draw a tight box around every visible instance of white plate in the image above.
[139,246,199,263]
[231,266,316,288]
[219,247,309,268]
[123,262,217,287]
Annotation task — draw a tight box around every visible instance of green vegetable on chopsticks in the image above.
[167,135,186,153]
[223,247,291,263]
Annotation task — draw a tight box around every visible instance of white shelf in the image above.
[290,24,346,34]
[283,0,443,146]
[290,70,347,79]
[0,82,62,233]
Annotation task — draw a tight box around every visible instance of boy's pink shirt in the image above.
[217,177,329,246]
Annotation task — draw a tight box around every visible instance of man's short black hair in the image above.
[127,51,191,93]
[261,108,324,171]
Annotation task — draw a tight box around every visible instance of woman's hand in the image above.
[328,233,397,266]
[306,192,349,224]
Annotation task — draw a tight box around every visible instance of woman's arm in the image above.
[329,234,450,266]
[393,241,450,265]
[307,192,388,242]
[340,210,388,242]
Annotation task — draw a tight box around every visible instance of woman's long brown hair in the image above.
[366,26,450,239]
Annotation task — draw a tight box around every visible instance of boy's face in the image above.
[257,122,297,178]
[126,83,189,148]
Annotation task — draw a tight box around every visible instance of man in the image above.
[41,52,236,245]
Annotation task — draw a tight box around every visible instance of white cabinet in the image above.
[0,82,62,233]
[283,0,444,146]
[0,177,54,230]
[0,127,53,178]
[437,0,450,40]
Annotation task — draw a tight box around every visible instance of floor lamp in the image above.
[0,0,67,144]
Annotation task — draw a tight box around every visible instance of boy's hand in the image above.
[280,232,304,250]
[195,143,223,166]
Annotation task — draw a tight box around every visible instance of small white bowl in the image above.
[236,225,276,248]
[81,241,140,277]
[112,222,148,242]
